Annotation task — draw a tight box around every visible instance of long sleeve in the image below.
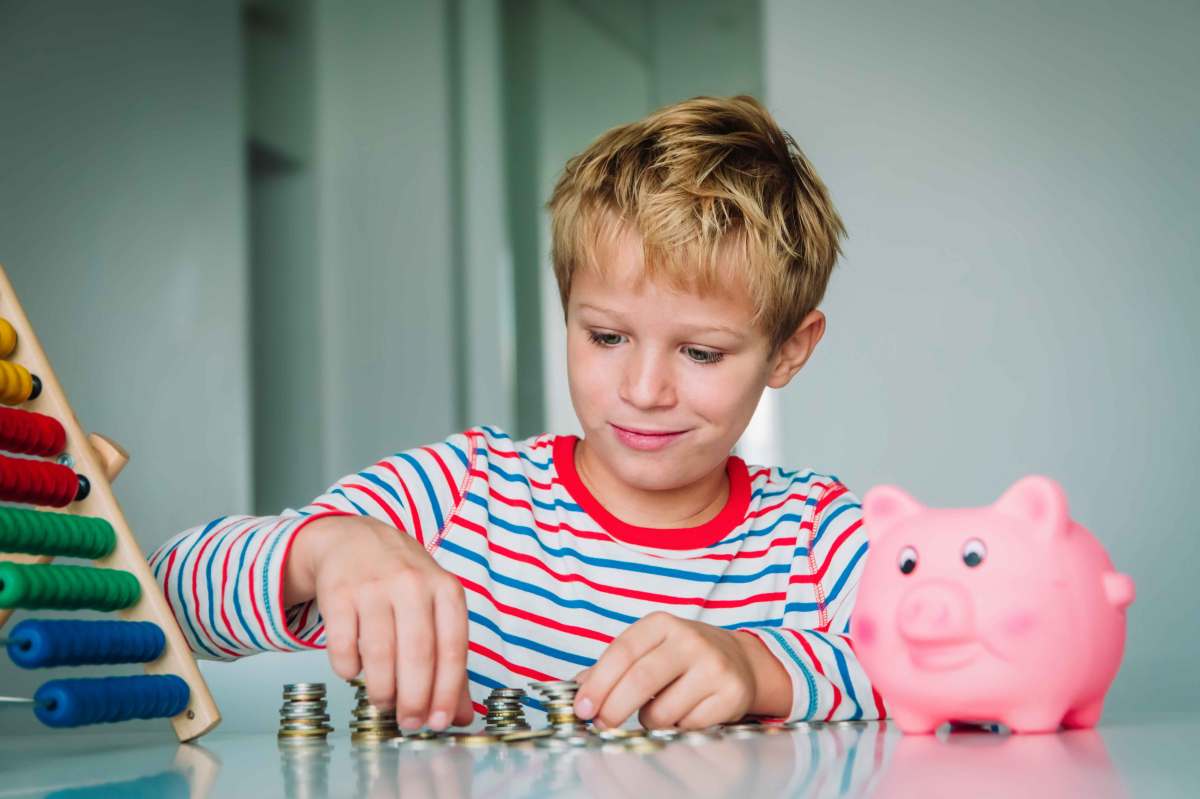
[739,481,888,722]
[148,430,477,661]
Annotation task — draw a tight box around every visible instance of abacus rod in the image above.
[0,695,35,705]
[0,637,12,647]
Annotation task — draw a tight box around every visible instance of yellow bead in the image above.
[0,360,32,405]
[0,318,15,358]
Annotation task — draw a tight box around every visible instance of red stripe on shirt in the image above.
[190,527,240,658]
[379,459,424,545]
[789,519,862,585]
[462,530,786,610]
[841,634,887,719]
[342,481,408,532]
[469,641,556,683]
[247,527,283,650]
[423,445,463,507]
[790,630,842,722]
[457,576,613,645]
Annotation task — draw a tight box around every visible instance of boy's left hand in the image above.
[573,611,787,730]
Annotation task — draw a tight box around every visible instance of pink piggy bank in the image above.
[851,475,1135,734]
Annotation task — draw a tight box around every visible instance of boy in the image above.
[151,95,883,733]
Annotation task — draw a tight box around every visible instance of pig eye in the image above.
[897,546,918,575]
[962,538,987,568]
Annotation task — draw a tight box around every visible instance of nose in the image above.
[897,581,974,643]
[618,347,676,410]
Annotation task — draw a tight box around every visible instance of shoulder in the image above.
[743,461,856,504]
[463,425,556,466]
[742,461,863,529]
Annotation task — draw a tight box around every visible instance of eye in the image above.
[897,546,918,575]
[587,330,625,347]
[962,538,986,568]
[682,346,724,364]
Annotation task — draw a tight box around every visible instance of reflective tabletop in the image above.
[1,713,1196,798]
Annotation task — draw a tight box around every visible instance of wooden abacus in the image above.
[0,264,220,740]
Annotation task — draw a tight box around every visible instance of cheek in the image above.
[1000,610,1038,638]
[852,615,877,646]
[566,339,610,406]
[683,365,763,423]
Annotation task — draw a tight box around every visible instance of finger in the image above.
[637,667,714,730]
[452,682,475,727]
[575,616,668,721]
[356,590,397,709]
[426,579,468,730]
[675,692,729,730]
[595,642,682,729]
[394,582,435,729]
[319,591,360,680]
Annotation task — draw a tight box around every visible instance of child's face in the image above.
[565,225,812,494]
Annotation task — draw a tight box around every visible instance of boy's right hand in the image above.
[284,515,474,731]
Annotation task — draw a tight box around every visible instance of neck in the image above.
[573,438,730,529]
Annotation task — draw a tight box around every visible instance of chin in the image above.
[605,447,707,492]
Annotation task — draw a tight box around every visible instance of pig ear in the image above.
[992,475,1069,540]
[862,485,925,542]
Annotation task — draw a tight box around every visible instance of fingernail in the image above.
[400,716,421,730]
[428,711,448,731]
[575,697,594,720]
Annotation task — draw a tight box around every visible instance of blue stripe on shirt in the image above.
[398,452,445,531]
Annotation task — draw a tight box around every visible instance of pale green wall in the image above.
[765,0,1200,714]
[0,0,249,732]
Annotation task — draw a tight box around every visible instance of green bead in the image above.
[0,507,115,559]
[0,562,140,610]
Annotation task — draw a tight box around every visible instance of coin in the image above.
[449,732,502,747]
[500,728,555,743]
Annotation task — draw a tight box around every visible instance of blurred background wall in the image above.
[0,0,1195,734]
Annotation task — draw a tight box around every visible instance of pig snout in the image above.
[898,580,974,643]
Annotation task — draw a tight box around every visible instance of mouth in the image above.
[906,641,982,671]
[609,423,690,452]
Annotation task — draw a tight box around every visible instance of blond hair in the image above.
[547,95,846,352]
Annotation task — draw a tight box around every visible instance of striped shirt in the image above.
[149,426,886,722]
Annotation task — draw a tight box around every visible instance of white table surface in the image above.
[1,712,1196,798]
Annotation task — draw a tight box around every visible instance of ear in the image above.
[862,485,925,543]
[766,310,826,389]
[992,475,1070,541]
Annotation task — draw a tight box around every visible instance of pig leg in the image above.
[1003,705,1069,734]
[1061,699,1104,729]
[888,707,942,735]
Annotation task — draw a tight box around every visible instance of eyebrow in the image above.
[576,303,746,339]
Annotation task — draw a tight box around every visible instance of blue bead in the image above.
[34,675,190,727]
[8,619,165,668]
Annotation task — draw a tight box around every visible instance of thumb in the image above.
[452,682,475,727]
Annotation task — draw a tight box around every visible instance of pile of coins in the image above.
[483,687,531,734]
[275,679,830,752]
[535,676,590,739]
[277,682,334,743]
[349,678,401,744]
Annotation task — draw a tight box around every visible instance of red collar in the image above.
[552,435,750,550]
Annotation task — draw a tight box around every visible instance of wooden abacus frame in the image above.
[0,263,220,740]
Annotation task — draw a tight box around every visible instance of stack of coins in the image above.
[530,680,588,737]
[484,687,530,734]
[348,678,401,744]
[278,682,334,743]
